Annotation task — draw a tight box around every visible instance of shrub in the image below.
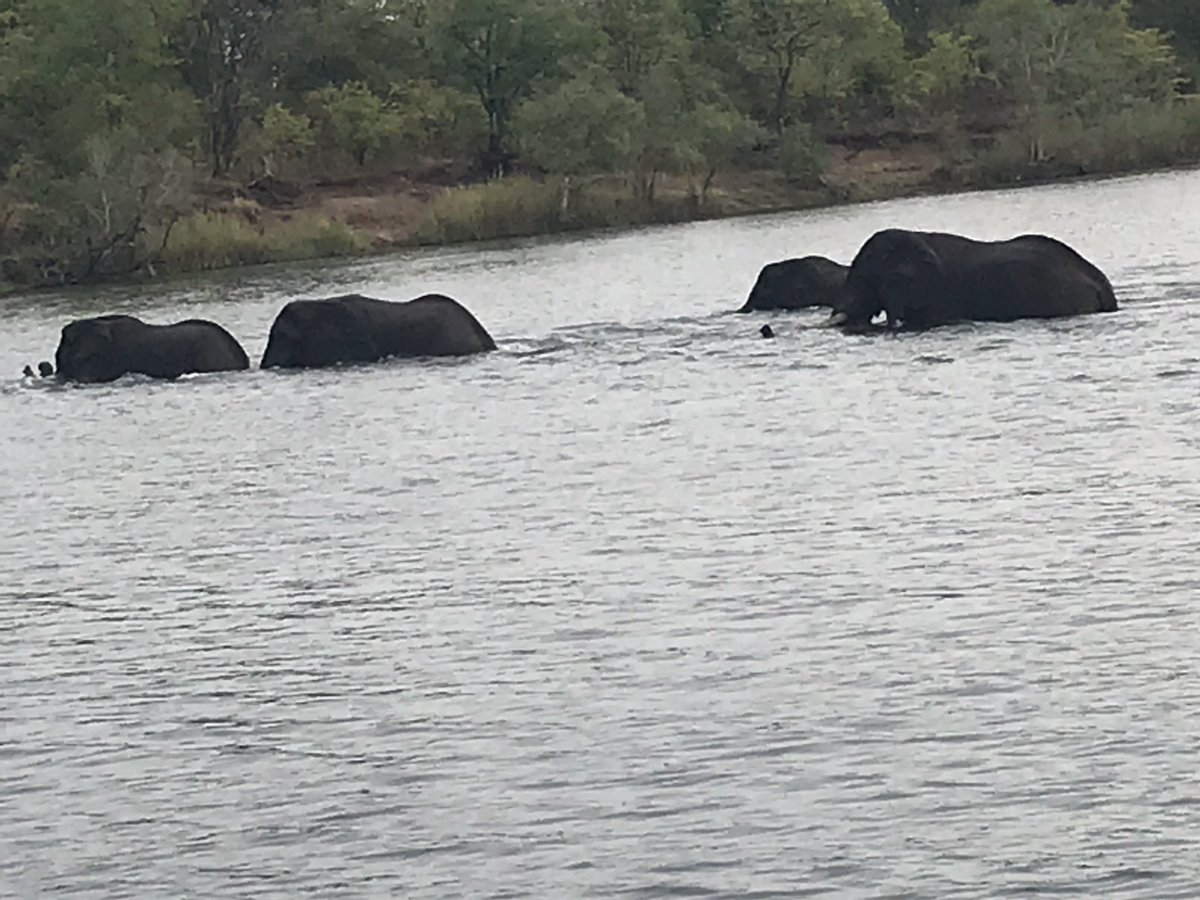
[414,177,567,243]
[413,175,666,244]
[777,124,829,187]
[159,211,368,272]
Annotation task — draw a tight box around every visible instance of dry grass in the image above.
[159,210,369,272]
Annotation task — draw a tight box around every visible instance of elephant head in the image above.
[740,256,848,313]
[260,297,377,369]
[55,317,127,383]
[742,260,802,311]
[832,230,944,330]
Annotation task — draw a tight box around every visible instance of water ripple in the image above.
[4,170,1200,897]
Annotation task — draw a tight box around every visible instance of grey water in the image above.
[3,168,1200,899]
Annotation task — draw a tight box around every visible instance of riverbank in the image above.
[178,134,1200,261]
[202,141,955,252]
[5,134,1199,296]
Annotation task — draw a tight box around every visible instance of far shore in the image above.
[5,140,1198,297]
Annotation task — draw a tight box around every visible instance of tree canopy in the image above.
[1,0,1197,283]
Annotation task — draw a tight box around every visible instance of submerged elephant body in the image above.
[260,293,496,370]
[739,256,848,312]
[833,230,1118,330]
[54,315,250,383]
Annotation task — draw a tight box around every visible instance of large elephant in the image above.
[829,230,1118,331]
[260,293,497,369]
[738,255,848,312]
[53,315,250,383]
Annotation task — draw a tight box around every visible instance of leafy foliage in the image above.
[1,0,1197,286]
[514,74,646,175]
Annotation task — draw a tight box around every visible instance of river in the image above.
[3,169,1200,898]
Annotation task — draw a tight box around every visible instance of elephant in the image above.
[738,255,848,312]
[259,292,497,370]
[53,315,250,383]
[829,229,1118,331]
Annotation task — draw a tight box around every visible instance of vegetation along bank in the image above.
[2,0,1198,293]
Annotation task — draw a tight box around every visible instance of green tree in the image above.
[513,72,644,214]
[727,0,827,134]
[388,80,488,160]
[883,0,977,50]
[6,128,194,282]
[173,0,292,176]
[790,0,908,124]
[249,103,315,177]
[904,29,981,134]
[966,0,1179,161]
[514,74,645,175]
[777,122,828,185]
[910,30,979,98]
[681,101,763,202]
[633,59,758,201]
[427,0,599,176]
[307,82,403,167]
[727,0,903,133]
[276,0,421,96]
[586,0,691,97]
[1130,0,1200,85]
[0,0,194,174]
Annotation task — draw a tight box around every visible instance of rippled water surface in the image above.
[5,170,1200,898]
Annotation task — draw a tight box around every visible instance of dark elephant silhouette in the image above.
[54,315,249,383]
[260,293,497,370]
[738,256,848,312]
[830,229,1118,331]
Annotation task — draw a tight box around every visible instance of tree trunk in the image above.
[773,64,793,135]
[209,79,241,177]
[701,168,717,206]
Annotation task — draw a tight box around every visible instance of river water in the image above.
[3,169,1200,898]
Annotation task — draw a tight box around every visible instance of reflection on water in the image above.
[3,169,1200,898]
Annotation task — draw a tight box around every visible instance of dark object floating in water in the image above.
[760,324,775,339]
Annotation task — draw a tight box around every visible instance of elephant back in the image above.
[371,293,497,357]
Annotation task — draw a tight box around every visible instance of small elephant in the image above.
[830,229,1118,331]
[738,255,848,312]
[259,293,497,370]
[54,315,250,383]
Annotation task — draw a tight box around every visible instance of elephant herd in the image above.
[23,293,496,384]
[739,227,1118,329]
[21,227,1119,385]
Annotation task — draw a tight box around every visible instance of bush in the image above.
[159,211,368,272]
[1046,101,1200,171]
[960,99,1200,185]
[414,177,568,243]
[777,124,829,187]
[2,132,196,284]
[413,175,664,244]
